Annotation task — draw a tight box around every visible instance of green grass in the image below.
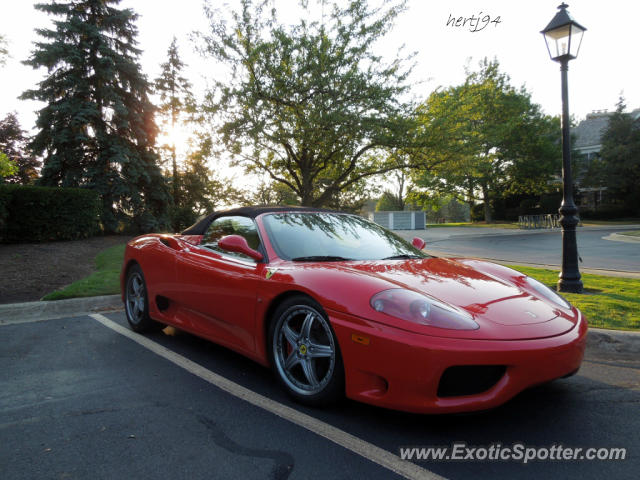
[580,219,640,226]
[619,230,640,237]
[507,265,640,331]
[43,244,126,300]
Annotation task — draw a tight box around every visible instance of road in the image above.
[397,227,640,273]
[2,312,638,479]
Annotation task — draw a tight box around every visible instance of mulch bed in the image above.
[0,236,129,304]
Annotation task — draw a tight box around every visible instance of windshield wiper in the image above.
[382,254,422,260]
[291,255,354,262]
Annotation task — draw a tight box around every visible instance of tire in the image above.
[268,295,344,406]
[124,264,161,333]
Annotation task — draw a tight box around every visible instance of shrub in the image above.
[517,198,538,215]
[0,185,11,233]
[539,192,562,214]
[580,205,635,220]
[470,203,484,222]
[169,204,200,233]
[0,185,100,243]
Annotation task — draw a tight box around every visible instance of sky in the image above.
[1,0,639,174]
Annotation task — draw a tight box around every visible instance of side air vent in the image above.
[156,295,170,312]
[437,365,506,397]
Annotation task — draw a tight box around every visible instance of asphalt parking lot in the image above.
[2,312,638,479]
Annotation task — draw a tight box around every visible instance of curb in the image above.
[586,327,640,355]
[1,296,639,355]
[0,295,123,325]
[603,232,640,244]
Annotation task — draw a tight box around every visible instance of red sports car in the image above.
[121,206,587,413]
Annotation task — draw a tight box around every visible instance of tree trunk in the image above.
[300,187,314,206]
[466,183,475,221]
[482,183,492,223]
[397,171,406,210]
[172,145,179,203]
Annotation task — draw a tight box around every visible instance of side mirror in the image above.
[218,235,263,261]
[412,237,426,250]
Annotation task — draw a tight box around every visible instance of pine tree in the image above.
[0,34,8,66]
[598,98,640,213]
[154,37,195,207]
[22,0,170,232]
[153,38,242,230]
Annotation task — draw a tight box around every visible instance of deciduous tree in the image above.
[198,0,421,207]
[0,153,18,179]
[248,180,300,207]
[411,59,560,222]
[169,134,245,230]
[0,112,40,184]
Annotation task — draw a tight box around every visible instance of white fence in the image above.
[371,211,426,230]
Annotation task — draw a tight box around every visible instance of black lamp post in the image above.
[541,3,586,293]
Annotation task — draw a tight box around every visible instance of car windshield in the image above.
[262,212,429,261]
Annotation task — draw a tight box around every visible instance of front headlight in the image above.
[526,277,571,309]
[370,289,479,330]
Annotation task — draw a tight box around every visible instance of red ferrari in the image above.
[121,206,587,413]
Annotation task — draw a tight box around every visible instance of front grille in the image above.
[437,365,506,398]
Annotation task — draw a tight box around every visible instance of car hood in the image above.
[278,257,578,340]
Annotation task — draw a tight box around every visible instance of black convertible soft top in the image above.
[180,205,343,235]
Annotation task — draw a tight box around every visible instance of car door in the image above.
[174,216,265,354]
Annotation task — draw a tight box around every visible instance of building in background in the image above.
[572,108,640,209]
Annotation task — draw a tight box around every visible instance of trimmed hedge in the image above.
[0,186,11,234]
[580,205,636,220]
[0,185,100,243]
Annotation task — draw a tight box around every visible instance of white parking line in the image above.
[90,313,445,480]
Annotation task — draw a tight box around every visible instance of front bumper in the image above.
[330,309,588,414]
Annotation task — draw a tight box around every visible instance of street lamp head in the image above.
[541,3,586,62]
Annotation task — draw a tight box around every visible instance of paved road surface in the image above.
[2,313,638,480]
[396,227,640,273]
